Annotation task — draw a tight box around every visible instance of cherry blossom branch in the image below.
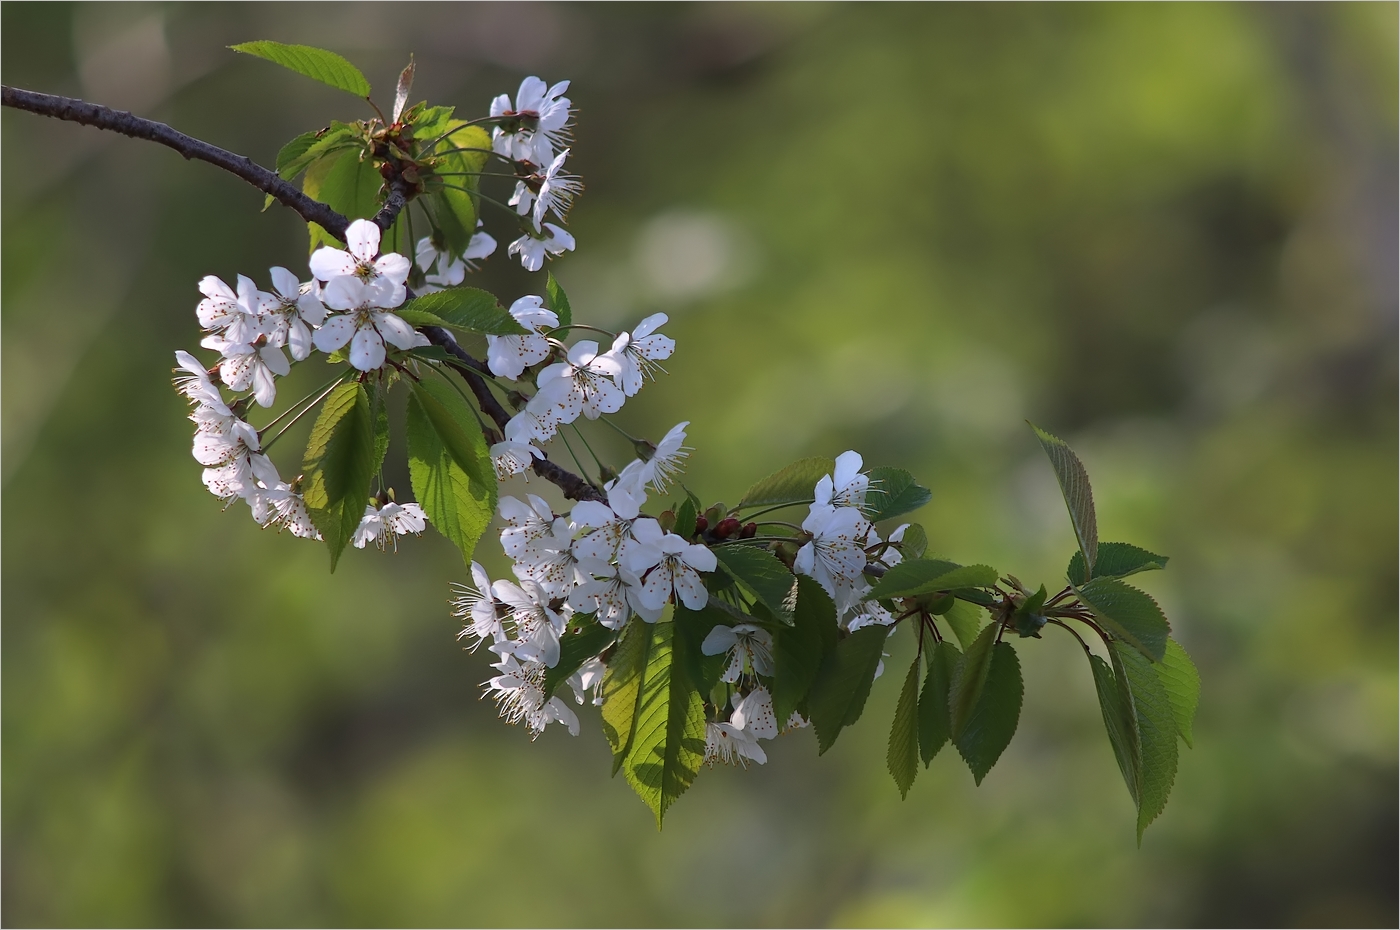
[1,85,354,240]
[420,326,605,503]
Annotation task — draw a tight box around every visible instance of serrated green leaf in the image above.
[887,657,922,798]
[1113,641,1179,842]
[948,622,997,740]
[396,288,525,335]
[276,131,319,177]
[897,523,928,560]
[864,466,932,523]
[1157,638,1200,749]
[1030,423,1098,577]
[939,599,985,650]
[406,378,495,561]
[712,546,795,625]
[622,621,707,828]
[772,575,837,724]
[866,558,999,601]
[301,382,376,570]
[601,616,651,774]
[673,498,697,540]
[1090,654,1140,804]
[919,639,959,765]
[231,41,372,96]
[302,148,381,253]
[546,272,572,330]
[808,625,887,754]
[953,641,1022,784]
[738,456,835,509]
[1069,542,1168,586]
[1075,577,1171,663]
[543,617,617,699]
[411,105,456,142]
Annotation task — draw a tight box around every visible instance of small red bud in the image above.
[693,515,709,535]
[740,522,758,539]
[713,517,741,539]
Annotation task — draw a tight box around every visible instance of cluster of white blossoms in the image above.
[172,218,431,548]
[489,76,580,271]
[796,451,909,634]
[454,419,718,739]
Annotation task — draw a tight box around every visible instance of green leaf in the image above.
[410,105,456,142]
[1012,584,1048,638]
[672,605,731,698]
[1090,654,1140,804]
[919,640,959,765]
[738,456,835,509]
[887,657,922,798]
[275,131,319,178]
[673,498,697,540]
[712,545,796,625]
[230,41,372,96]
[622,621,707,828]
[1075,577,1171,663]
[1068,542,1168,586]
[807,625,888,754]
[301,382,376,570]
[863,466,932,523]
[406,378,496,561]
[897,523,928,560]
[546,272,572,330]
[1030,423,1098,577]
[601,616,651,774]
[1113,641,1179,842]
[302,148,381,253]
[939,599,985,650]
[396,288,526,335]
[948,622,997,740]
[772,576,837,724]
[953,641,1023,784]
[1157,638,1200,749]
[368,381,390,473]
[424,122,491,255]
[866,558,1000,601]
[543,617,617,699]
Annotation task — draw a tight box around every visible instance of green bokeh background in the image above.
[4,3,1396,926]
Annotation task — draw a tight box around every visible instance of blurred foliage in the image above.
[3,3,1395,926]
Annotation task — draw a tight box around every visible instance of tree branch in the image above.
[1,85,351,240]
[422,326,605,503]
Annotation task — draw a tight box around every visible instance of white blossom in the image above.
[313,275,427,372]
[622,518,717,612]
[489,440,544,479]
[260,484,321,539]
[499,494,557,562]
[260,266,327,360]
[608,313,675,396]
[452,562,502,648]
[528,149,583,227]
[205,336,289,408]
[642,421,690,493]
[511,516,581,599]
[508,222,575,272]
[490,76,572,165]
[351,501,428,551]
[806,450,870,529]
[795,505,873,614]
[483,652,579,738]
[704,721,766,767]
[731,687,779,740]
[196,274,262,345]
[566,656,606,706]
[308,219,411,299]
[533,340,625,422]
[173,350,229,415]
[486,295,558,380]
[701,623,775,683]
[491,577,567,667]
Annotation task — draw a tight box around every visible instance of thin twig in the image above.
[2,85,351,239]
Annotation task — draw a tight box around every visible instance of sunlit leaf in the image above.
[231,40,372,97]
[301,382,375,570]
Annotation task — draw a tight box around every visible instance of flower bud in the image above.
[694,515,709,535]
[740,522,758,539]
[713,517,741,540]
